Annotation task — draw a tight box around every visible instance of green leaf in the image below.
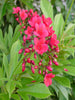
[68,39,75,46]
[64,23,75,35]
[64,35,75,40]
[11,94,20,100]
[3,53,9,77]
[0,93,9,100]
[0,68,3,87]
[9,40,21,78]
[58,85,68,100]
[64,66,75,76]
[17,83,51,99]
[6,80,15,98]
[8,25,13,48]
[63,47,74,57]
[59,92,67,100]
[55,65,75,76]
[4,32,8,47]
[54,13,64,37]
[0,78,8,81]
[51,84,59,96]
[54,81,69,100]
[69,59,75,66]
[18,92,29,100]
[1,1,7,18]
[0,29,8,54]
[54,76,71,88]
[21,0,34,9]
[21,78,33,85]
[11,25,21,46]
[21,73,34,79]
[40,0,53,21]
[0,0,5,19]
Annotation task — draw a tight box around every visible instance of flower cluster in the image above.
[13,7,59,87]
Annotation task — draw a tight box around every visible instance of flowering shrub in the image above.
[13,7,59,87]
[0,0,75,99]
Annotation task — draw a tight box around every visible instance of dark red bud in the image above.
[53,60,59,66]
[31,60,35,65]
[54,54,58,58]
[23,35,26,42]
[22,66,25,72]
[39,62,42,66]
[27,58,31,63]
[34,66,38,69]
[31,66,35,74]
[34,53,37,59]
[25,48,30,53]
[18,49,23,54]
[38,69,41,74]
[46,66,53,71]
[29,44,33,48]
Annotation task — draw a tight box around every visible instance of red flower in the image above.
[50,34,59,46]
[48,26,55,36]
[34,23,48,38]
[13,7,20,14]
[44,73,55,87]
[34,38,48,55]
[20,9,28,20]
[29,16,41,28]
[24,26,33,38]
[42,15,52,27]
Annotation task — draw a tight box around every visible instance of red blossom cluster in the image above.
[13,7,59,87]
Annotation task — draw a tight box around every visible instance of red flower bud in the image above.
[32,48,34,52]
[18,49,23,54]
[54,54,58,58]
[22,62,25,67]
[31,66,35,74]
[34,53,37,59]
[39,62,42,66]
[38,69,41,74]
[25,48,30,53]
[29,44,33,48]
[53,60,59,66]
[22,66,25,72]
[27,58,31,63]
[54,47,59,53]
[40,59,42,62]
[34,66,38,69]
[23,35,26,42]
[31,60,35,65]
[22,62,25,72]
[46,66,53,71]
[64,68,68,71]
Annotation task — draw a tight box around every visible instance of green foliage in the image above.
[6,80,15,98]
[3,53,9,77]
[54,76,71,88]
[18,83,51,99]
[0,29,8,54]
[9,40,21,78]
[21,0,34,9]
[54,13,64,37]
[0,93,9,100]
[0,68,4,87]
[0,0,75,100]
[40,0,53,21]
